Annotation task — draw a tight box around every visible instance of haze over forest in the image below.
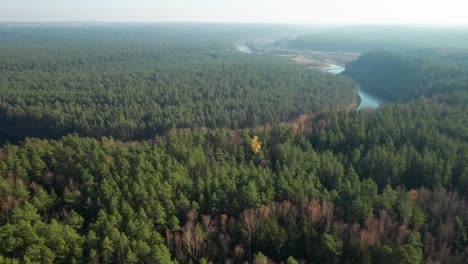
[1,1,468,264]
[3,0,468,25]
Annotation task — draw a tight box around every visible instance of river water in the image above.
[322,64,383,109]
[234,43,253,54]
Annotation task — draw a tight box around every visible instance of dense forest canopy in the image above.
[0,26,357,143]
[1,24,468,263]
[1,92,467,263]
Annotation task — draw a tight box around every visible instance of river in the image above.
[234,45,383,109]
[322,64,383,109]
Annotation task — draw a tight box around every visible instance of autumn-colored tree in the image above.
[251,136,262,154]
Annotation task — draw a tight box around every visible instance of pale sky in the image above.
[2,0,468,25]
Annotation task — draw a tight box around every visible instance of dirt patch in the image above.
[290,55,325,68]
[307,51,359,66]
[286,113,311,134]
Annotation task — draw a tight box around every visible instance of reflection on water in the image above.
[322,64,345,74]
[357,88,383,109]
[322,64,383,109]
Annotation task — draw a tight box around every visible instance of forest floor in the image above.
[285,113,311,134]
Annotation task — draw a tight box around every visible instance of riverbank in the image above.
[321,64,384,109]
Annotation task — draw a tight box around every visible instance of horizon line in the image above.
[1,21,468,28]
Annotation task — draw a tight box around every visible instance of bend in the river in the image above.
[234,44,383,110]
[322,64,383,110]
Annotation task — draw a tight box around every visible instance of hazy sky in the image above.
[2,0,468,25]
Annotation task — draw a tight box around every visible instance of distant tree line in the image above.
[288,28,468,53]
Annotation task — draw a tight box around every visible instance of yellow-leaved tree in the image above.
[251,136,262,154]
